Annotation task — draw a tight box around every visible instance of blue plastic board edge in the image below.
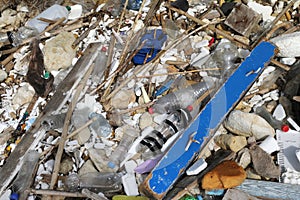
[142,41,277,199]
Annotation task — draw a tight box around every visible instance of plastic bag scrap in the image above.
[132,28,167,65]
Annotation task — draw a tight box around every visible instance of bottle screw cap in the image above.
[148,107,154,114]
[281,124,289,132]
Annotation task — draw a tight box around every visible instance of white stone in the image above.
[44,31,76,71]
[44,160,55,173]
[281,57,296,65]
[151,64,168,84]
[94,143,105,149]
[0,189,11,200]
[259,135,280,154]
[224,110,275,140]
[186,158,207,175]
[12,83,35,107]
[270,32,300,57]
[40,182,49,190]
[139,112,154,130]
[273,104,286,121]
[122,174,139,196]
[0,69,7,82]
[110,89,136,110]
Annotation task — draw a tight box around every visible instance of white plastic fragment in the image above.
[68,5,83,20]
[287,117,300,131]
[248,1,274,22]
[259,135,280,154]
[0,189,11,200]
[273,104,286,121]
[186,158,207,176]
[122,174,139,196]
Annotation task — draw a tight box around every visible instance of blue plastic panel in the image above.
[142,42,277,199]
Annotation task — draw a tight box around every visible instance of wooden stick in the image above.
[67,117,97,139]
[72,16,102,48]
[117,101,154,114]
[166,4,249,49]
[271,59,290,71]
[40,17,66,36]
[135,69,222,79]
[49,63,95,189]
[30,189,86,198]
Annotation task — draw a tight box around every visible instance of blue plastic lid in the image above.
[107,161,116,169]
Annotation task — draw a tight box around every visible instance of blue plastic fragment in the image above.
[132,29,167,65]
[154,79,174,97]
[122,0,143,11]
[206,189,225,196]
[197,195,203,200]
[142,42,277,199]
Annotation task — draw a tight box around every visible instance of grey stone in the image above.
[246,168,261,180]
[88,148,114,172]
[224,110,275,140]
[0,69,7,82]
[249,145,280,178]
[12,83,35,106]
[74,127,91,145]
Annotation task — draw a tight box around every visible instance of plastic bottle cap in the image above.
[108,161,116,169]
[66,6,71,11]
[10,193,19,200]
[101,46,107,52]
[187,105,193,112]
[148,107,154,114]
[281,124,289,132]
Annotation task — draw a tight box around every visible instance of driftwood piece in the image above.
[0,43,101,195]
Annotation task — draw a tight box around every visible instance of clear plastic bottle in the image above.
[107,128,139,171]
[11,150,40,199]
[139,106,193,159]
[91,46,108,85]
[149,77,215,114]
[65,172,123,193]
[255,106,287,131]
[10,4,70,46]
[88,112,112,138]
[201,40,239,79]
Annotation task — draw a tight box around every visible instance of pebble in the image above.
[110,89,136,109]
[224,110,275,140]
[139,112,154,130]
[44,159,55,173]
[59,157,74,175]
[246,168,261,180]
[249,145,281,178]
[214,134,247,152]
[281,57,296,65]
[236,148,251,169]
[88,148,114,172]
[79,160,98,176]
[44,31,76,71]
[201,161,246,190]
[12,83,35,107]
[0,69,7,82]
[273,104,286,121]
[270,31,300,57]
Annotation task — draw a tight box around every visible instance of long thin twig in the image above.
[30,189,86,198]
[49,63,95,190]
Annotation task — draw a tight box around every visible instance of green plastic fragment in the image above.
[44,71,50,79]
[66,6,71,11]
[112,195,149,200]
